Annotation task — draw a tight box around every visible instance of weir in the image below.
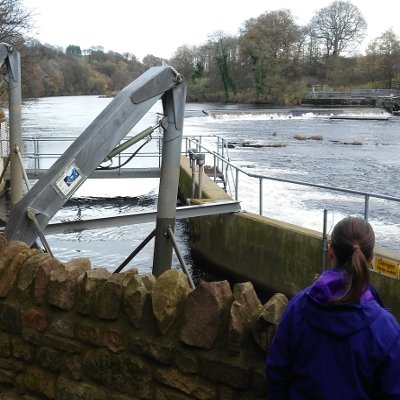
[304,87,400,113]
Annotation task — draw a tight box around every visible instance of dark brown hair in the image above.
[329,216,375,305]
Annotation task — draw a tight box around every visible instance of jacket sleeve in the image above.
[376,329,400,398]
[265,295,298,400]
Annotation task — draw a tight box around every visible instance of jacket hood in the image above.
[304,269,380,338]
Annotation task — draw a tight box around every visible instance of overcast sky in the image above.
[23,0,400,61]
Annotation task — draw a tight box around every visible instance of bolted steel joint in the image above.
[174,74,184,84]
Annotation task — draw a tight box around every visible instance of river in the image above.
[17,96,400,276]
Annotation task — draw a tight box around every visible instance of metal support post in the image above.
[189,149,197,199]
[197,153,205,199]
[14,146,31,191]
[113,229,155,274]
[152,78,186,278]
[6,46,22,206]
[27,208,54,257]
[166,226,195,289]
[213,154,217,182]
[364,195,370,221]
[235,169,239,201]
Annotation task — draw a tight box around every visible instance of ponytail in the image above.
[328,217,375,305]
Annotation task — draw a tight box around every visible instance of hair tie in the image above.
[353,244,360,251]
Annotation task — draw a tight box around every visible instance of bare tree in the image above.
[0,0,33,47]
[310,1,366,58]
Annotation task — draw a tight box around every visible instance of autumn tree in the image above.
[142,54,164,69]
[364,29,400,88]
[239,9,301,102]
[169,45,207,100]
[169,45,197,83]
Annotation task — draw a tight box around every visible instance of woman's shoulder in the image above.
[369,304,400,344]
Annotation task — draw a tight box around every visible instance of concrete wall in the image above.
[0,237,290,399]
[179,156,400,320]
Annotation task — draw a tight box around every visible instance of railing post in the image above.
[259,177,263,215]
[364,195,370,221]
[117,143,121,175]
[197,153,205,199]
[213,154,217,182]
[235,168,239,201]
[216,137,220,171]
[189,149,196,199]
[34,139,39,170]
[158,135,162,169]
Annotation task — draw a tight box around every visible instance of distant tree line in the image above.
[3,0,400,104]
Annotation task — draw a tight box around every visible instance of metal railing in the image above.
[307,88,400,100]
[3,133,400,223]
[2,135,163,172]
[183,136,400,222]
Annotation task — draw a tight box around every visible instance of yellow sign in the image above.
[374,257,399,279]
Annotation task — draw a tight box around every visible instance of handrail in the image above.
[183,137,400,222]
[3,134,400,223]
[307,88,400,100]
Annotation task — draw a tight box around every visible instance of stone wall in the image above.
[0,236,288,400]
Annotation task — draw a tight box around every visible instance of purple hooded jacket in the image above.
[265,269,400,399]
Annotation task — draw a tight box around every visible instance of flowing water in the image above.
[17,96,400,275]
[187,106,400,253]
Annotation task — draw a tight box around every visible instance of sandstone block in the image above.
[0,248,39,298]
[34,258,64,305]
[17,252,51,300]
[180,281,232,349]
[76,322,103,347]
[48,258,90,310]
[20,308,47,332]
[76,268,111,315]
[24,366,56,399]
[82,348,152,398]
[228,282,262,353]
[95,273,128,320]
[253,293,288,352]
[199,353,250,390]
[124,274,149,328]
[57,375,107,400]
[152,269,191,335]
[154,367,217,400]
[103,329,125,353]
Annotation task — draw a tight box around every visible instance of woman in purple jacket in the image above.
[265,216,400,399]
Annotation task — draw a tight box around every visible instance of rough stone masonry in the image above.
[0,236,287,400]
